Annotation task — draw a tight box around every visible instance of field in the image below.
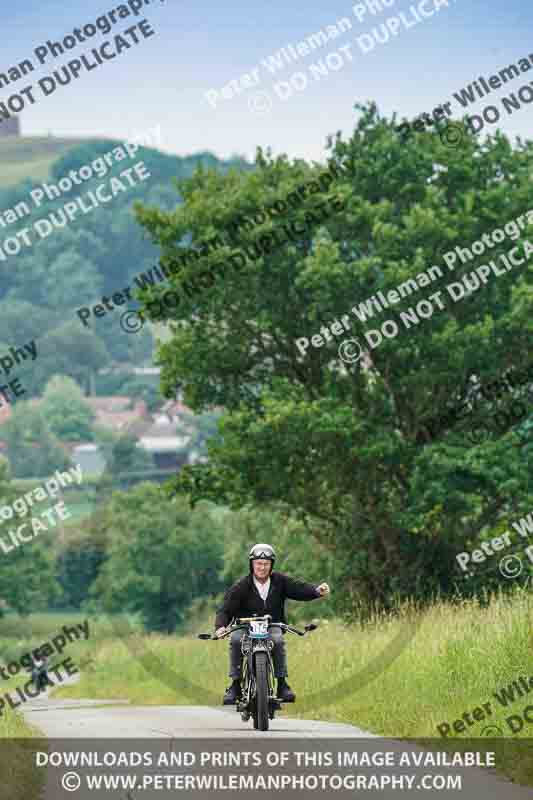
[44,587,533,788]
[3,595,533,788]
[0,136,93,189]
[0,612,111,800]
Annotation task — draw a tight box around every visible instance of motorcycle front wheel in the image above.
[252,652,269,731]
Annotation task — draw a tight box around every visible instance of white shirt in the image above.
[254,576,270,602]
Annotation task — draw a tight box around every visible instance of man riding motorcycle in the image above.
[31,654,49,692]
[214,543,330,705]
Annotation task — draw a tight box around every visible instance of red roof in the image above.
[89,399,148,432]
[30,395,148,433]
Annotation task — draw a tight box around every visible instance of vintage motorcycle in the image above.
[199,614,318,731]
[31,658,49,692]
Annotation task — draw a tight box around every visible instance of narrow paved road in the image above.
[24,698,374,737]
[22,692,533,799]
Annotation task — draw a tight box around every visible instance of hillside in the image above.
[0,136,93,188]
[0,137,251,396]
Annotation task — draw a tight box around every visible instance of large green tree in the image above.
[91,484,224,632]
[40,375,96,442]
[100,432,154,477]
[0,457,58,613]
[136,104,533,612]
[53,510,108,609]
[0,301,57,347]
[3,402,72,478]
[4,320,111,397]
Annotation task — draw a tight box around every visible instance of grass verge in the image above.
[0,613,133,800]
[0,663,53,800]
[51,588,533,786]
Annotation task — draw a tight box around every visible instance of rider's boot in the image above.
[277,677,295,702]
[223,678,242,705]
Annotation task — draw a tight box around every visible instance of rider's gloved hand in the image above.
[316,582,330,597]
[215,626,226,638]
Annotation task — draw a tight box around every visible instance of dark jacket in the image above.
[215,571,320,629]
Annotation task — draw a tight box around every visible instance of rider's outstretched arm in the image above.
[282,573,322,601]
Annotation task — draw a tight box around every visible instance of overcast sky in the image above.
[2,0,531,165]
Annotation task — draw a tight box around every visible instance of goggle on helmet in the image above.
[249,543,276,563]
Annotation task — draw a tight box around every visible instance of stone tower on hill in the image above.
[0,117,20,138]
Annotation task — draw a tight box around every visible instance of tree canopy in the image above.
[0,457,58,613]
[90,484,224,632]
[40,375,96,442]
[136,103,533,611]
[0,141,247,390]
[3,402,72,479]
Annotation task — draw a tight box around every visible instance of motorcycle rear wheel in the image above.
[252,652,269,731]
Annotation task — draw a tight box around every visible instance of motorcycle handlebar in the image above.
[198,620,319,640]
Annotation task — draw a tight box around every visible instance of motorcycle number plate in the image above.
[249,620,269,637]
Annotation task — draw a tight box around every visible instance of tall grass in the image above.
[4,594,533,786]
[0,612,119,675]
[0,611,130,739]
[53,588,533,785]
[53,589,532,731]
[0,612,135,799]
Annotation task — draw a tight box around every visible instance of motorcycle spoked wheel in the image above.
[252,652,270,731]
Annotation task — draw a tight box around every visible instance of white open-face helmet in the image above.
[249,543,276,567]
